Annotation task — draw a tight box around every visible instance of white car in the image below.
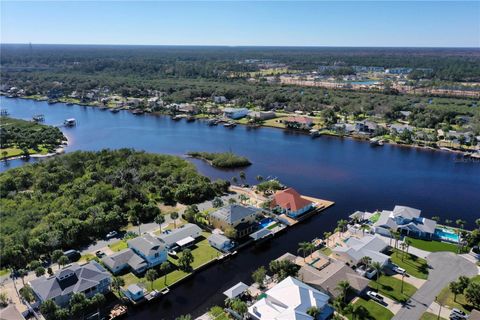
[106,231,118,239]
[367,291,384,303]
[392,266,406,274]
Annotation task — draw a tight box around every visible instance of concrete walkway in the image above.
[376,234,430,259]
[427,301,452,320]
[393,252,478,320]
[392,274,426,288]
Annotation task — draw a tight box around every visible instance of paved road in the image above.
[393,252,478,320]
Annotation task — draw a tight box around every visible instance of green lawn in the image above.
[79,253,96,263]
[437,275,480,313]
[1,145,50,158]
[406,237,459,253]
[369,275,417,303]
[0,269,10,277]
[390,249,429,279]
[120,232,220,291]
[345,297,394,320]
[319,246,332,256]
[209,306,231,320]
[369,212,381,223]
[420,312,447,320]
[109,240,128,252]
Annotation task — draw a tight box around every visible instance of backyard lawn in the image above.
[420,312,447,320]
[369,275,417,302]
[319,246,332,256]
[390,249,429,279]
[109,240,128,252]
[437,275,480,313]
[345,297,394,320]
[406,237,458,253]
[120,232,221,291]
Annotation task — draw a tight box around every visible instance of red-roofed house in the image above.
[270,188,314,218]
[283,116,313,130]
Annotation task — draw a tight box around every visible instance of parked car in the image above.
[106,231,118,239]
[450,309,467,319]
[392,265,406,274]
[95,250,105,258]
[367,291,384,303]
[63,249,80,262]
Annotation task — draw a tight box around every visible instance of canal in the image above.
[1,96,479,319]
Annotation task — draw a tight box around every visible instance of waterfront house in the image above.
[283,116,313,130]
[127,234,168,268]
[248,276,332,320]
[389,123,414,134]
[208,233,234,252]
[299,258,370,299]
[158,223,202,250]
[124,284,144,302]
[270,187,314,218]
[223,107,249,119]
[209,204,261,238]
[332,235,390,267]
[373,205,437,239]
[101,248,148,275]
[247,111,276,120]
[355,120,378,134]
[29,261,111,308]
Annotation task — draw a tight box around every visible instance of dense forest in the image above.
[1,45,480,81]
[0,117,66,157]
[0,149,230,268]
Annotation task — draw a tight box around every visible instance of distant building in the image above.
[127,234,168,268]
[209,204,261,238]
[283,116,313,130]
[270,187,313,218]
[373,205,437,239]
[208,233,234,252]
[248,276,332,320]
[124,284,144,302]
[332,235,390,267]
[385,68,413,75]
[355,120,378,134]
[247,111,276,120]
[223,107,249,119]
[213,96,228,103]
[29,261,111,307]
[389,123,414,134]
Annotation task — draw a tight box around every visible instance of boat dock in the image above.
[279,195,335,226]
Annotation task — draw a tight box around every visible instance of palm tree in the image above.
[445,219,452,226]
[239,171,246,185]
[476,218,480,230]
[392,231,401,253]
[371,262,383,290]
[306,306,321,318]
[160,262,170,285]
[111,276,125,295]
[298,242,311,261]
[336,280,351,303]
[90,293,105,320]
[256,175,264,182]
[405,238,412,255]
[456,219,466,253]
[170,211,179,229]
[360,256,372,267]
[399,242,407,261]
[431,216,440,223]
[145,269,158,291]
[337,219,348,235]
[154,214,165,231]
[360,224,369,236]
[323,232,332,246]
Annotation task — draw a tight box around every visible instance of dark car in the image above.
[63,249,80,262]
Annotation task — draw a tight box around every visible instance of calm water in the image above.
[1,97,479,319]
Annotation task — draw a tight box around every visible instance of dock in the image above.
[279,195,335,226]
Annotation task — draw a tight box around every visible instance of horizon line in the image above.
[2,42,480,49]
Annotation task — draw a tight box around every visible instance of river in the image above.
[1,96,479,319]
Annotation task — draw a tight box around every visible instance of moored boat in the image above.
[64,118,76,127]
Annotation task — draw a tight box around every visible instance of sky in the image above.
[1,1,479,47]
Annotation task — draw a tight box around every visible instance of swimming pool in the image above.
[259,217,274,229]
[434,228,459,243]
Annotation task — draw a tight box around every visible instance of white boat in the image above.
[64,118,76,126]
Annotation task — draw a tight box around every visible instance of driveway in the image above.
[393,252,478,320]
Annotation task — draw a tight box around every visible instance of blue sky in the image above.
[1,1,479,47]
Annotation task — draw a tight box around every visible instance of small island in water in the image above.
[0,116,67,159]
[187,151,252,168]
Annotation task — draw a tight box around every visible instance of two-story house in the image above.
[29,261,111,308]
[127,234,168,268]
[209,204,260,238]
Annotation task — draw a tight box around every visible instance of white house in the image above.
[373,205,437,239]
[208,233,234,252]
[248,276,332,320]
[332,235,390,267]
[223,108,249,119]
[127,234,168,268]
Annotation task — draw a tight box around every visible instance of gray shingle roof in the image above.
[208,233,230,246]
[209,205,259,225]
[101,248,147,272]
[128,234,165,257]
[29,261,110,302]
[159,223,202,247]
